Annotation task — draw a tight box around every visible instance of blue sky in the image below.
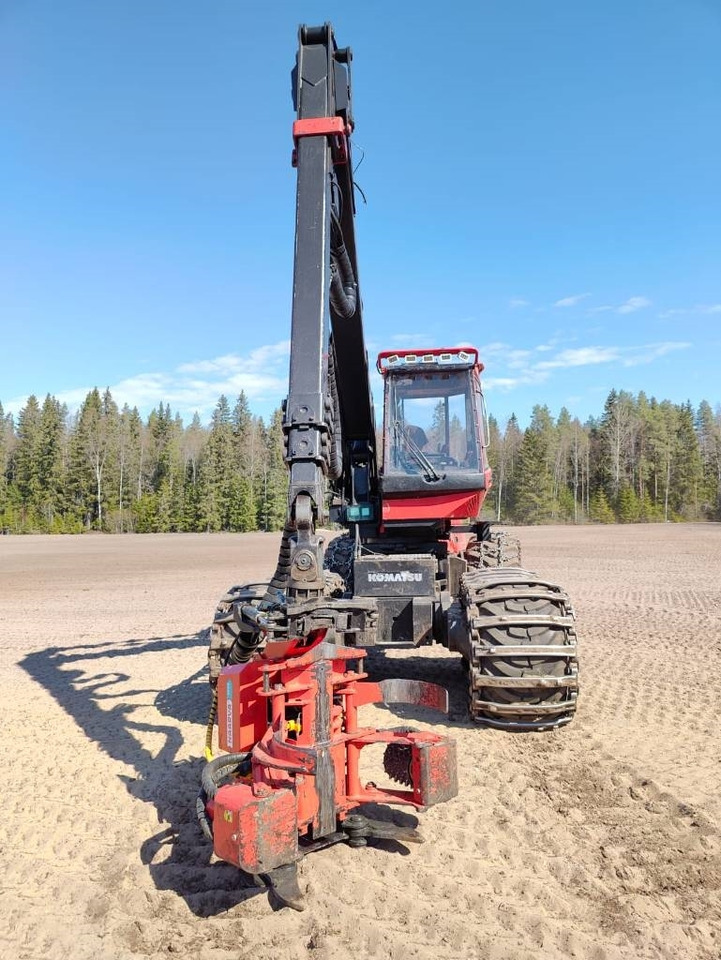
[1,0,719,428]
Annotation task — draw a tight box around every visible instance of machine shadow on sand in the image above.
[20,633,473,915]
[20,633,274,916]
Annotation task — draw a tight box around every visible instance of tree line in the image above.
[0,387,719,533]
[0,390,288,534]
[486,391,721,524]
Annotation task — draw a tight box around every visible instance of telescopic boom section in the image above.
[285,23,377,537]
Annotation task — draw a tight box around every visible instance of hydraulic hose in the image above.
[327,347,343,479]
[204,688,218,761]
[196,751,253,841]
[262,521,294,607]
[330,209,357,320]
[201,752,252,799]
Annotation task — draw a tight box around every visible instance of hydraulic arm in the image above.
[284,23,377,571]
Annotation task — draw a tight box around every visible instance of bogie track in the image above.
[460,567,578,730]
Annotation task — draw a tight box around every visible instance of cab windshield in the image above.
[385,369,481,479]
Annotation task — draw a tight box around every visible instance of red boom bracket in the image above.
[292,116,351,166]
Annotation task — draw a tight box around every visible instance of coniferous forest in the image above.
[0,387,719,533]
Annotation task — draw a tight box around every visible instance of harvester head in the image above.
[199,632,457,909]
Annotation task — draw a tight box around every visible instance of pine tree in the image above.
[116,405,139,533]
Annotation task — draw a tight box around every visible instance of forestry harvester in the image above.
[197,24,579,909]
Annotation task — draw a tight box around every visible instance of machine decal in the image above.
[225,678,233,750]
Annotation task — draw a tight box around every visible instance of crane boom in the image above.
[285,23,376,532]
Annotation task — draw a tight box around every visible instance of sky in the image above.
[1,0,720,429]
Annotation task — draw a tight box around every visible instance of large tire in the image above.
[460,567,578,730]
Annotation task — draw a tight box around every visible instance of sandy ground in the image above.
[1,524,720,960]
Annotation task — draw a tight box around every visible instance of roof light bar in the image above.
[376,346,480,373]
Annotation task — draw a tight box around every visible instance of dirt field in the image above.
[1,524,720,960]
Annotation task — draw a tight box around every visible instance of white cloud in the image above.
[618,296,652,314]
[483,373,549,391]
[621,341,691,366]
[387,333,436,348]
[5,330,695,424]
[506,349,532,369]
[554,293,591,308]
[479,338,691,393]
[659,303,721,318]
[5,341,292,422]
[536,346,619,371]
[508,297,530,308]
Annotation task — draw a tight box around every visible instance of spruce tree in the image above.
[616,485,640,523]
[696,400,721,519]
[13,396,42,529]
[589,488,615,523]
[513,406,555,523]
[672,402,702,519]
[0,403,17,530]
[258,408,288,531]
[37,395,67,530]
[496,414,523,521]
[197,396,234,531]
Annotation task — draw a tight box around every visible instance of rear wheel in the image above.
[460,567,578,730]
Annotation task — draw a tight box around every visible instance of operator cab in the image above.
[378,348,491,521]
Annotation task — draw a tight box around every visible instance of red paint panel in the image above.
[218,661,267,754]
[292,116,348,139]
[414,738,459,806]
[213,783,299,873]
[382,490,485,521]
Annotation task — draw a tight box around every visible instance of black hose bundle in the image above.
[196,752,252,841]
[326,347,343,479]
[262,522,293,608]
[330,209,357,320]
